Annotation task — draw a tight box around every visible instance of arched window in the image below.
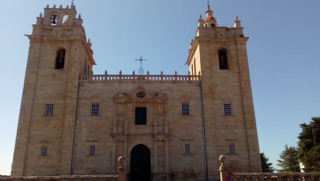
[51,13,58,25]
[218,49,228,69]
[62,15,69,25]
[55,49,65,69]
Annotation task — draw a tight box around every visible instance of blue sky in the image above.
[0,0,319,175]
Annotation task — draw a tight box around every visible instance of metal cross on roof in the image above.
[135,56,147,75]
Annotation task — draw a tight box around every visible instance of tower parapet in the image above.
[30,4,94,65]
[187,8,245,66]
[42,4,76,26]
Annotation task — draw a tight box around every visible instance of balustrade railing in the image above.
[2,172,319,181]
[0,157,126,181]
[231,172,320,181]
[79,73,201,82]
[0,174,118,181]
[219,155,320,181]
[4,155,319,181]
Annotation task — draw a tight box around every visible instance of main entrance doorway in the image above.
[130,144,151,181]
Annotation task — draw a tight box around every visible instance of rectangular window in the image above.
[135,107,147,125]
[41,146,48,156]
[219,49,228,70]
[224,104,232,115]
[229,143,235,154]
[91,103,99,116]
[89,145,95,155]
[55,49,65,69]
[182,103,189,115]
[45,104,54,116]
[184,144,191,154]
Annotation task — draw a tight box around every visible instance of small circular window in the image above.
[136,91,146,98]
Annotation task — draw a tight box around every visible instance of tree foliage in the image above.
[260,152,274,172]
[297,117,320,172]
[277,145,300,172]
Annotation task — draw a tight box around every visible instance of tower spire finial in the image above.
[207,0,211,10]
[71,0,74,6]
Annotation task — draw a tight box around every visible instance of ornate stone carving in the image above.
[114,92,127,103]
[154,92,167,103]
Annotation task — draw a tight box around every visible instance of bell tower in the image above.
[11,4,95,176]
[186,4,262,175]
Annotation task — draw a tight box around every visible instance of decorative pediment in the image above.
[130,87,167,103]
[113,87,167,103]
[128,87,152,99]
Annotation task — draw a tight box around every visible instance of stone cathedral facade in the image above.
[12,3,262,181]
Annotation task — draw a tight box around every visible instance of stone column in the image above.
[125,103,128,133]
[165,139,169,172]
[124,137,128,171]
[112,140,116,172]
[113,102,117,133]
[154,103,157,133]
[154,139,158,172]
[165,102,169,133]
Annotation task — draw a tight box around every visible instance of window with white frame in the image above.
[182,103,190,115]
[91,103,99,116]
[44,104,54,116]
[224,104,232,115]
